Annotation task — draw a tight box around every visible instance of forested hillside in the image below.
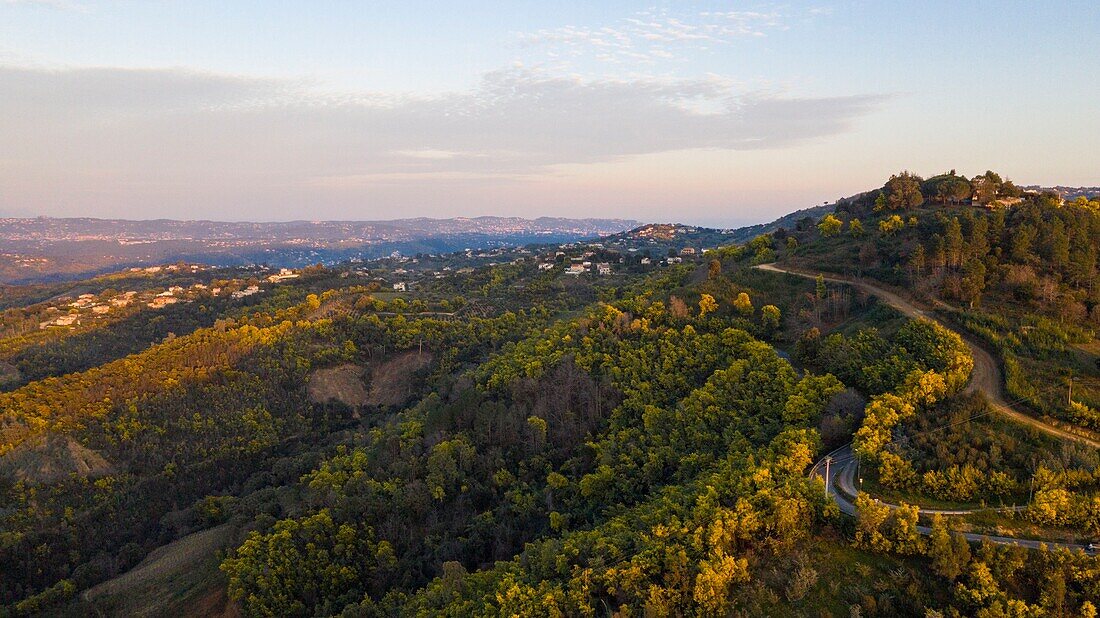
[1,179,1099,616]
[785,171,1100,434]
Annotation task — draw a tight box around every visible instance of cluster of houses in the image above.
[39,291,137,328]
[129,264,205,275]
[37,266,301,329]
[231,285,263,299]
[562,261,613,276]
[341,239,709,294]
[540,245,697,274]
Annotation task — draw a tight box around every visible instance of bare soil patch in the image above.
[366,350,433,407]
[308,363,369,407]
[0,433,113,483]
[0,360,20,388]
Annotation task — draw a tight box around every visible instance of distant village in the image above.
[31,224,716,330]
[358,226,712,293]
[36,264,303,330]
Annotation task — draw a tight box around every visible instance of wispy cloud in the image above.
[1,0,88,11]
[515,8,791,66]
[0,64,886,216]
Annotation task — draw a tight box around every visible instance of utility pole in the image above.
[824,456,833,498]
[857,453,862,492]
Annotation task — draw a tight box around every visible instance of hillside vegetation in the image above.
[1,176,1099,616]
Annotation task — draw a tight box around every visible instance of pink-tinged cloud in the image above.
[0,64,887,219]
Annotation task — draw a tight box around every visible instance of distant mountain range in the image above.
[0,216,639,284]
[0,206,857,284]
[0,216,638,244]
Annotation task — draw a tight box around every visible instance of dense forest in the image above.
[1,173,1099,616]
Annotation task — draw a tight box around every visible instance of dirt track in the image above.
[756,263,1100,449]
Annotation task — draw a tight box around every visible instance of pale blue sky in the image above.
[1,1,1097,226]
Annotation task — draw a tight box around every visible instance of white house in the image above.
[267,268,300,283]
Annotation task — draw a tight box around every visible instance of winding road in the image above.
[756,263,1099,552]
[756,263,1100,449]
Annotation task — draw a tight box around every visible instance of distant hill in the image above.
[0,216,639,284]
[721,202,840,244]
[0,207,857,284]
[599,204,838,255]
[1022,185,1100,200]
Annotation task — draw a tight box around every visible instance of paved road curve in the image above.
[810,444,1089,551]
[811,445,1026,516]
[757,263,1098,552]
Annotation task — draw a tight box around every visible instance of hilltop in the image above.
[600,203,837,255]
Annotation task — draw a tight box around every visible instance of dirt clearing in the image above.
[366,350,433,407]
[308,363,369,407]
[0,434,113,483]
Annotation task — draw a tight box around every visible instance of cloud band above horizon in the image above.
[0,63,886,220]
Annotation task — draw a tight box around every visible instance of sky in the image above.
[1,1,1098,227]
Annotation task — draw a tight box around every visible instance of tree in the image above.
[959,260,986,307]
[848,218,865,237]
[818,214,843,237]
[669,296,691,319]
[1010,223,1037,262]
[923,173,972,204]
[890,503,925,555]
[708,259,722,280]
[873,191,888,213]
[967,215,990,260]
[699,294,718,318]
[884,172,925,210]
[928,515,968,581]
[1028,487,1072,526]
[940,177,971,204]
[760,305,781,331]
[878,215,905,236]
[221,510,393,616]
[1048,217,1070,268]
[733,292,753,316]
[970,170,1004,204]
[854,493,893,552]
[907,245,926,282]
[944,218,964,268]
[693,553,749,614]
